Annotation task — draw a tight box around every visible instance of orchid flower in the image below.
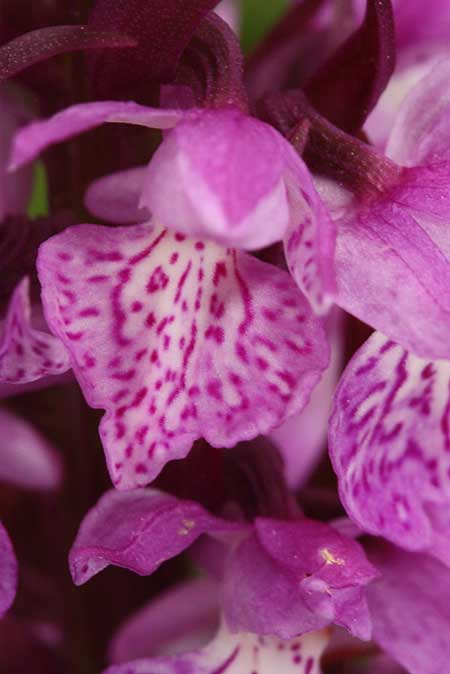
[8,13,336,489]
[108,543,450,674]
[66,447,377,673]
[68,477,377,642]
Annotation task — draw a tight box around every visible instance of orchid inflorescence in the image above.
[0,1,449,673]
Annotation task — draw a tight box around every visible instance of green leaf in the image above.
[27,161,49,218]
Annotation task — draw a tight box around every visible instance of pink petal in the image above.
[0,407,61,490]
[329,331,450,564]
[365,51,442,150]
[0,522,17,618]
[362,0,450,148]
[38,221,329,488]
[333,163,450,359]
[9,101,183,171]
[259,517,375,638]
[69,488,244,585]
[85,167,149,224]
[367,543,450,674]
[255,518,376,587]
[109,578,219,663]
[223,532,329,638]
[0,278,70,384]
[104,622,329,674]
[386,59,450,166]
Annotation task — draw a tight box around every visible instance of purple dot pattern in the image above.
[330,331,450,564]
[104,623,328,674]
[0,277,70,383]
[284,173,336,316]
[38,221,328,489]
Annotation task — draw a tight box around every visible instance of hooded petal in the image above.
[142,107,307,250]
[367,542,450,674]
[329,331,450,564]
[0,407,61,490]
[0,278,70,383]
[85,167,149,224]
[223,518,376,640]
[0,522,17,618]
[38,221,328,488]
[109,578,219,663]
[104,622,329,674]
[10,101,335,304]
[69,488,244,585]
[9,101,183,171]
